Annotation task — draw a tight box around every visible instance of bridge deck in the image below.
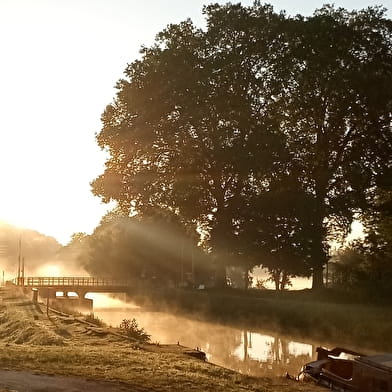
[14,277,131,288]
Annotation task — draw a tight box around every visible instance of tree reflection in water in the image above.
[94,307,316,378]
[232,331,315,377]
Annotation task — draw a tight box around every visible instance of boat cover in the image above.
[356,354,392,373]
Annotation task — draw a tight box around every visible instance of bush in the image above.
[119,318,150,343]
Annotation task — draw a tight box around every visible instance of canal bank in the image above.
[0,287,322,392]
[94,305,321,379]
[92,288,384,379]
[123,286,392,353]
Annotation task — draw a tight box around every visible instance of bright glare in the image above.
[288,341,313,357]
[233,331,313,362]
[234,333,275,362]
[346,220,365,242]
[85,293,139,309]
[37,265,61,277]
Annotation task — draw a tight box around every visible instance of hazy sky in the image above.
[1,0,390,245]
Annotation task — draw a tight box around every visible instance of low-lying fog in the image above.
[88,293,319,378]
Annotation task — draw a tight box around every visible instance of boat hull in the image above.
[302,347,392,392]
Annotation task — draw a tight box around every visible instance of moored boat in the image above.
[302,347,392,392]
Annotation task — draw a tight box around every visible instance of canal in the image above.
[89,293,323,378]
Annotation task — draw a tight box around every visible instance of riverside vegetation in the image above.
[0,286,322,392]
[128,286,392,353]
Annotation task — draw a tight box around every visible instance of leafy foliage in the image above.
[91,3,392,289]
[330,172,392,299]
[119,318,150,343]
[275,6,392,287]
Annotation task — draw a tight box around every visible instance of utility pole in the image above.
[17,236,21,285]
[0,241,7,287]
[21,257,25,286]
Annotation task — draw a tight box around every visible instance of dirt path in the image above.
[0,369,150,392]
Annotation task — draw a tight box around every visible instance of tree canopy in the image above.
[92,2,392,289]
[80,209,209,287]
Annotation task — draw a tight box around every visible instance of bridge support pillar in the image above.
[37,288,56,299]
[76,290,88,299]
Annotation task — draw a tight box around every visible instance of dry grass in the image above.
[0,287,322,392]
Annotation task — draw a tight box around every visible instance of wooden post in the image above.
[46,289,50,315]
[32,288,38,304]
[17,236,21,285]
[21,257,25,286]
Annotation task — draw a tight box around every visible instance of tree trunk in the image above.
[312,264,324,290]
[310,230,327,289]
[312,156,329,290]
[280,271,289,290]
[214,261,227,288]
[310,198,327,290]
[210,203,230,289]
[274,271,280,291]
[244,268,249,290]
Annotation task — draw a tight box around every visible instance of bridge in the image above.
[13,277,131,299]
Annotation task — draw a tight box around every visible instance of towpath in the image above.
[0,369,149,392]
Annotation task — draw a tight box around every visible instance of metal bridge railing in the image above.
[13,277,131,287]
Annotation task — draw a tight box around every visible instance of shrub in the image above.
[119,318,150,343]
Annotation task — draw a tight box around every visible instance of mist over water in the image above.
[91,294,318,378]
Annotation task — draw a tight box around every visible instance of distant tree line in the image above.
[0,222,61,276]
[329,167,392,299]
[90,2,392,290]
[73,208,210,287]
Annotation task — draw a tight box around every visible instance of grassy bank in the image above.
[0,287,321,392]
[128,286,392,353]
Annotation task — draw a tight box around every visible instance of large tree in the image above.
[275,6,392,288]
[92,3,392,289]
[361,167,392,294]
[92,3,286,286]
[328,167,392,296]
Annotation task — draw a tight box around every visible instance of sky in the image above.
[1,0,391,245]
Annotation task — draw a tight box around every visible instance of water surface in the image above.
[91,295,320,378]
